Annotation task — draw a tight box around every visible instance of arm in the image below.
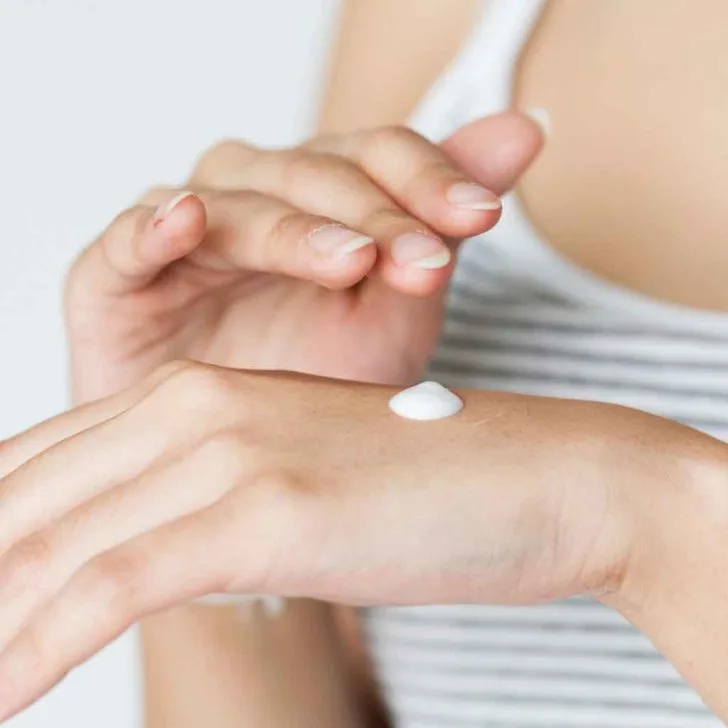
[317,1,728,714]
[141,602,368,728]
[139,2,480,726]
[318,0,479,134]
[2,373,728,721]
[602,446,728,719]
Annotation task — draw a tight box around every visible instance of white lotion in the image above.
[388,381,463,421]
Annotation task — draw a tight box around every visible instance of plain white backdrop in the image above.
[0,1,338,724]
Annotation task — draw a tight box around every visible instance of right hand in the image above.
[65,112,543,403]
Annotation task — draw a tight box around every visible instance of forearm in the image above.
[459,389,728,718]
[603,444,728,720]
[141,601,373,728]
[626,580,728,721]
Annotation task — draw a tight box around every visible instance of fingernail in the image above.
[446,182,501,211]
[525,107,551,137]
[152,191,196,223]
[392,232,451,269]
[307,225,374,258]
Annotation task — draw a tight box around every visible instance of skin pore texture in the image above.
[30,0,728,726]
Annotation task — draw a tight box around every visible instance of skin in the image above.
[1,364,728,721]
[62,18,542,723]
[6,0,728,724]
[516,0,728,311]
[66,116,532,398]
[68,114,541,728]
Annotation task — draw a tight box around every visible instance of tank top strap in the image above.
[409,0,547,140]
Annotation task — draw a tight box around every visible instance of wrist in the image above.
[601,417,728,635]
[605,428,728,717]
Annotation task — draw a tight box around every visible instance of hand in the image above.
[1,361,726,719]
[65,113,542,402]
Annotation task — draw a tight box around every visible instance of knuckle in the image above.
[204,138,247,164]
[279,150,348,191]
[195,429,254,476]
[253,471,303,502]
[141,359,196,392]
[420,158,462,183]
[361,125,424,163]
[81,552,145,611]
[247,470,316,532]
[267,209,332,247]
[3,534,55,591]
[192,139,254,182]
[399,159,461,200]
[155,361,237,413]
[153,359,197,382]
[363,206,423,236]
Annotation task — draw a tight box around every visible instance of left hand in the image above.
[0,361,726,720]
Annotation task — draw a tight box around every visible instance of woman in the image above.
[1,0,728,725]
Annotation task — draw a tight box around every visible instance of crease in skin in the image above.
[470,408,506,428]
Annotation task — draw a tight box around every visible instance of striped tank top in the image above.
[362,1,728,725]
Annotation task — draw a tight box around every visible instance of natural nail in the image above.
[153,191,196,223]
[446,182,501,211]
[392,232,451,269]
[307,225,374,258]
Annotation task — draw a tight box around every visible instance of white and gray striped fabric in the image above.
[360,1,728,723]
[362,233,728,728]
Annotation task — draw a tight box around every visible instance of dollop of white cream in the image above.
[388,381,463,421]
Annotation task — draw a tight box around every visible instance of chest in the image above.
[512,0,728,310]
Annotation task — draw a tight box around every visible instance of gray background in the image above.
[0,1,337,724]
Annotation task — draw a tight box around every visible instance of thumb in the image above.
[68,191,207,299]
[439,110,546,196]
[364,112,545,320]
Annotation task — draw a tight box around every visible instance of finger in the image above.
[183,190,378,290]
[353,111,544,297]
[71,191,207,297]
[440,110,545,195]
[123,188,380,292]
[0,360,187,481]
[193,145,455,296]
[324,111,544,240]
[0,362,197,549]
[0,432,245,647]
[189,116,542,297]
[312,125,504,239]
[0,502,233,724]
